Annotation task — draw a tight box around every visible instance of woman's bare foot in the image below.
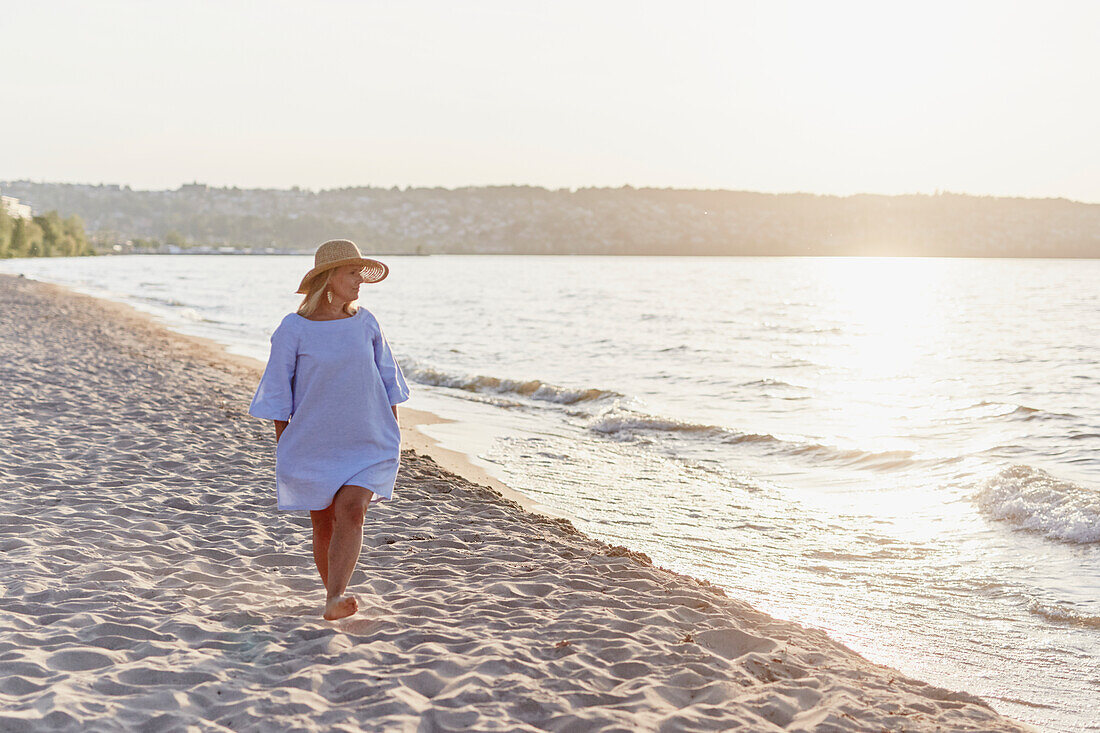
[323,595,358,620]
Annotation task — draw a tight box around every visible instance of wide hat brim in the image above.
[296,257,388,294]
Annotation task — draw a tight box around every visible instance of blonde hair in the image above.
[296,269,360,318]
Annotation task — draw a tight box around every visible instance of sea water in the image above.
[4,254,1098,731]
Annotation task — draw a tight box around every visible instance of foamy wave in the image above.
[789,443,919,470]
[401,361,621,405]
[586,408,934,470]
[1028,599,1100,629]
[976,465,1100,544]
[587,411,773,443]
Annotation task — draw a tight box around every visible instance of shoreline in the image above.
[15,272,553,520]
[0,273,1033,731]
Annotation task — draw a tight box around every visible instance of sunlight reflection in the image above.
[819,257,947,378]
[812,258,954,452]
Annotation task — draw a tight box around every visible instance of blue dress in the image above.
[248,307,410,510]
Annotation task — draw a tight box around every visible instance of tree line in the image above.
[3,181,1099,258]
[0,207,92,258]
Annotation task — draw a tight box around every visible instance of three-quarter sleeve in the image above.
[249,319,298,420]
[373,326,410,406]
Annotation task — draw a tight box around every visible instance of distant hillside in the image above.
[3,181,1098,257]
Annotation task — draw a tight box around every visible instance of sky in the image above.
[2,0,1098,201]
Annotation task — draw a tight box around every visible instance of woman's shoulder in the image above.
[278,312,302,327]
[354,306,380,328]
[271,312,302,337]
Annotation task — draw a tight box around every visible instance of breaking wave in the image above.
[976,465,1100,544]
[587,411,773,443]
[1028,599,1100,629]
[586,408,936,471]
[400,361,622,405]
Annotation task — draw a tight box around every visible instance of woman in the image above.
[249,239,410,620]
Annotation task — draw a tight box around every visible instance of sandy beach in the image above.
[0,273,1033,732]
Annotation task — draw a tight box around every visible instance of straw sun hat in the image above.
[296,239,388,294]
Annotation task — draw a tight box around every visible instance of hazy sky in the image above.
[3,1,1098,201]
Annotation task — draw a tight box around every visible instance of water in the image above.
[4,254,1098,731]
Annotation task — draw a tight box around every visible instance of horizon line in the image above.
[3,178,1097,207]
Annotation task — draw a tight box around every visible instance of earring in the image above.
[326,290,334,304]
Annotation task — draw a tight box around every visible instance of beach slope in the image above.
[0,274,1031,732]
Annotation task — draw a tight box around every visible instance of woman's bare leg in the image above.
[323,484,373,620]
[309,506,335,586]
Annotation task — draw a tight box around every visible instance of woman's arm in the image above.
[274,419,288,442]
[392,405,399,423]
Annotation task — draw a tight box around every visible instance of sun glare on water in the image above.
[812,258,957,455]
[824,258,950,373]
